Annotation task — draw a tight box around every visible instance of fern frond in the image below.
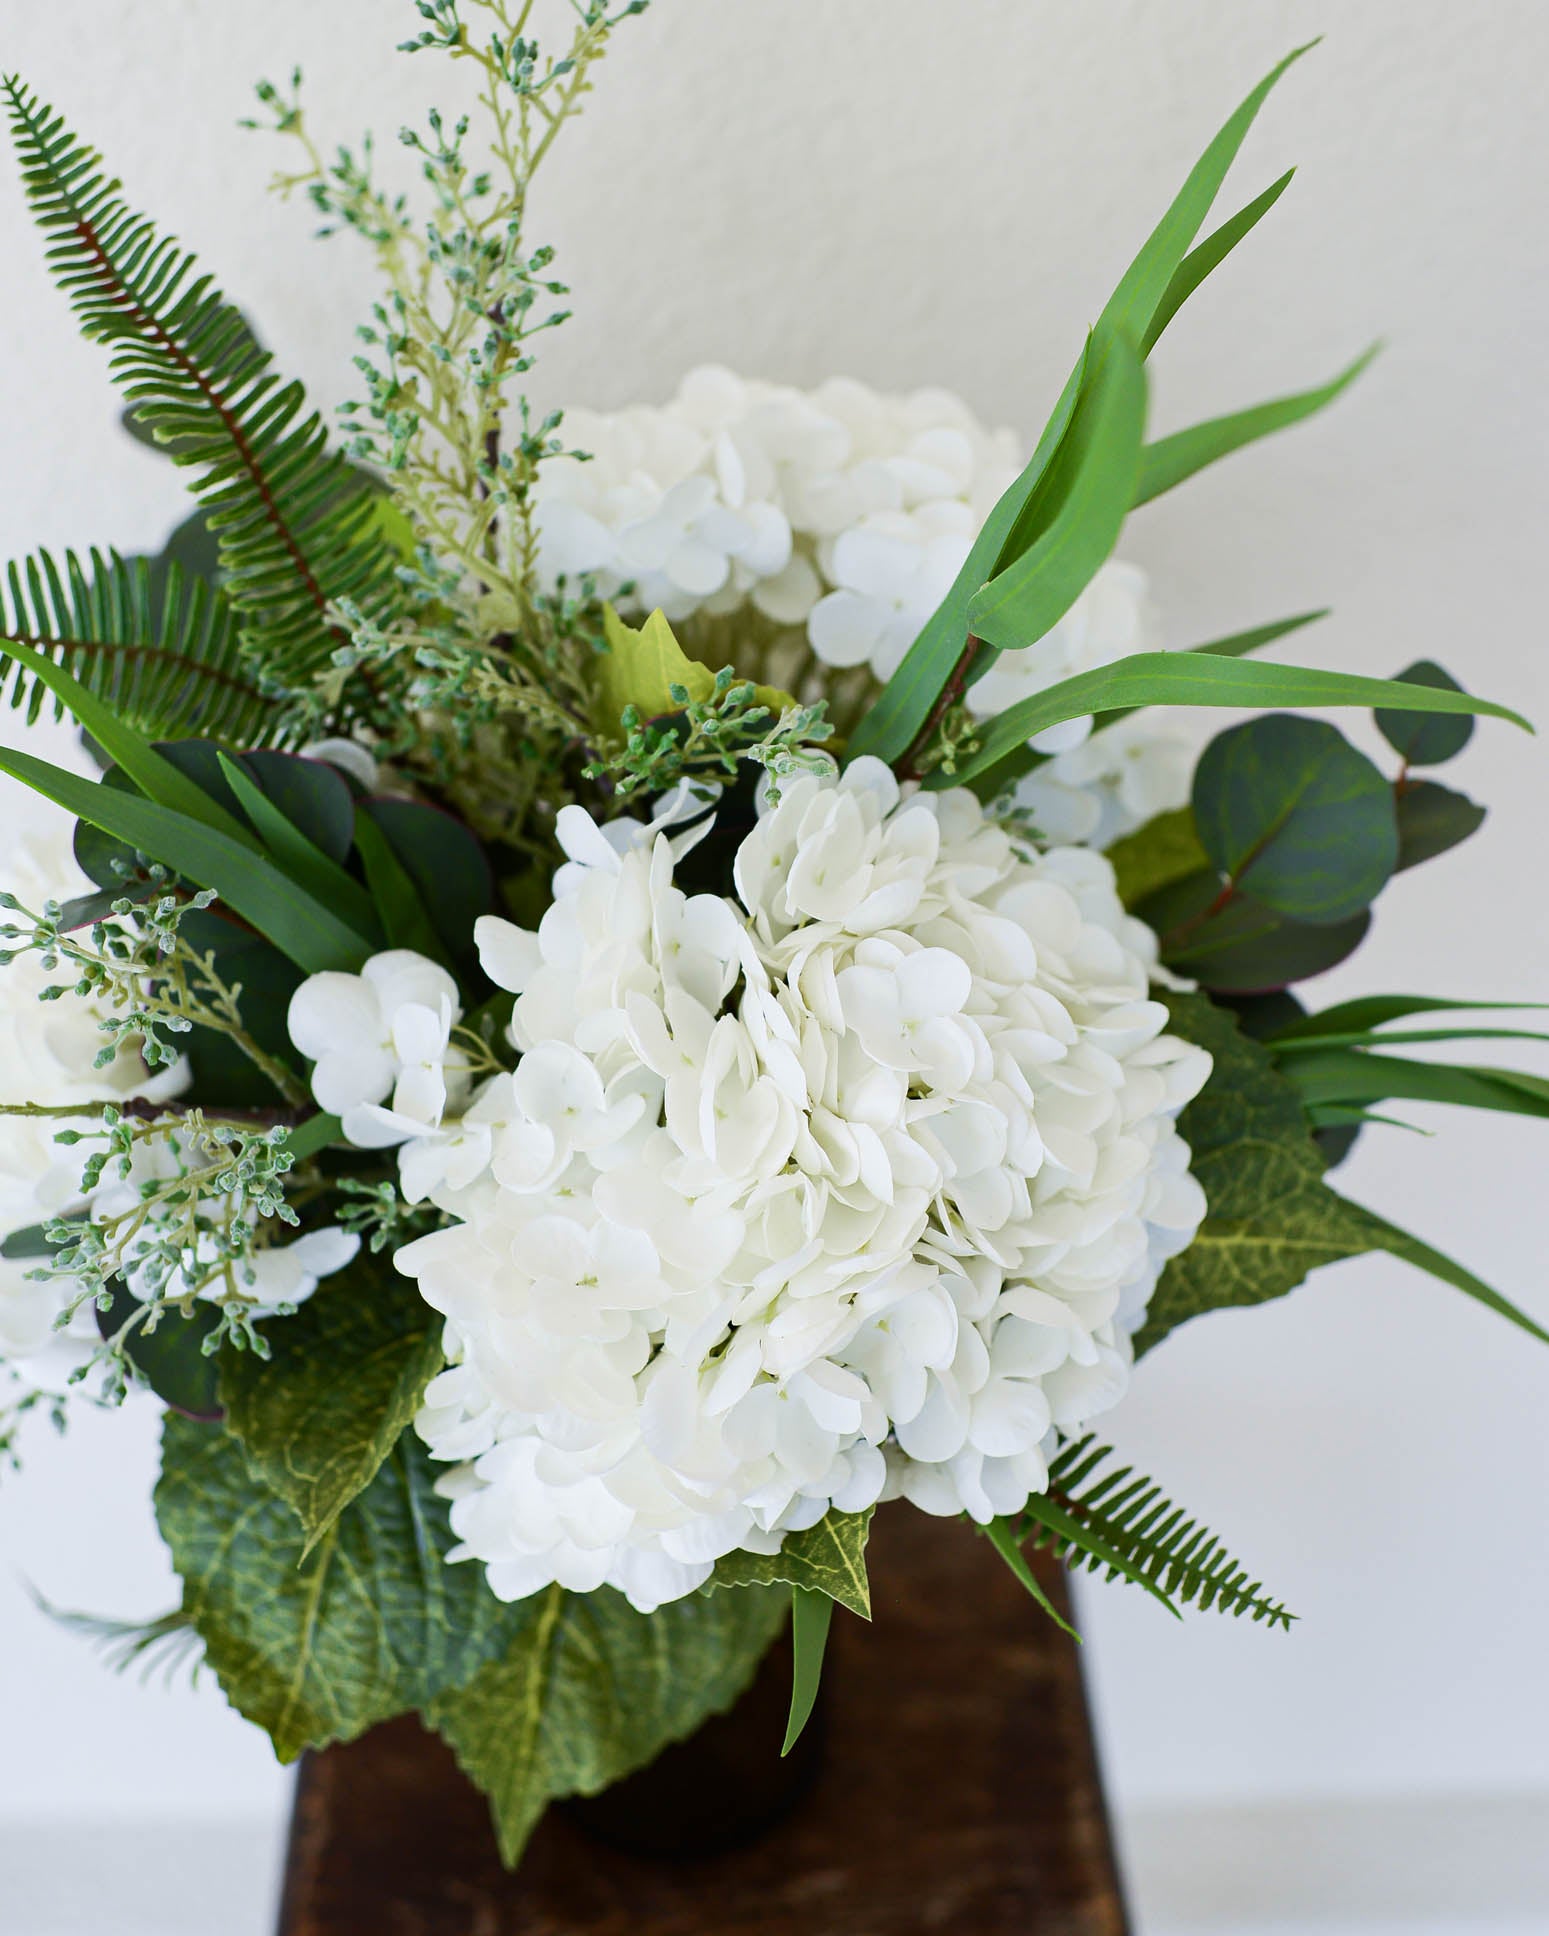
[29,1589,203,1687]
[3,78,404,720]
[1024,1436,1295,1629]
[1,547,281,745]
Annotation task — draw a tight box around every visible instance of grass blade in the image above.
[215,753,380,939]
[984,1517,1082,1637]
[1141,168,1297,355]
[781,1587,834,1757]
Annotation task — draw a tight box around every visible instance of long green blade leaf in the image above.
[0,746,372,973]
[215,753,380,939]
[1336,1196,1549,1346]
[1266,995,1548,1044]
[965,335,1148,657]
[351,810,451,967]
[1141,168,1297,355]
[1277,1026,1549,1054]
[938,650,1531,792]
[1133,344,1379,508]
[0,635,256,847]
[781,1586,833,1757]
[984,1517,1082,1636]
[1280,1049,1549,1121]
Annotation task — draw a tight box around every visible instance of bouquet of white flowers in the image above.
[1,10,1543,1866]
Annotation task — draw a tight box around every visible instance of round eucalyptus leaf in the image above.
[1139,868,1372,994]
[1394,778,1486,871]
[150,738,245,820]
[1374,660,1475,766]
[97,1282,223,1421]
[239,751,355,863]
[1192,715,1397,923]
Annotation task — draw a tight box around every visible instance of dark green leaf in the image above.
[782,1586,834,1756]
[176,910,304,1106]
[934,649,1530,794]
[1139,869,1370,992]
[156,1415,524,1761]
[216,752,380,940]
[1264,993,1549,1045]
[429,1581,789,1867]
[240,752,356,863]
[1375,660,1475,766]
[352,810,451,967]
[1395,778,1486,870]
[1141,168,1297,355]
[1192,715,1397,921]
[1277,1048,1549,1122]
[707,1509,872,1619]
[0,746,373,973]
[1133,345,1378,509]
[281,1112,344,1164]
[359,798,493,970]
[1106,806,1209,910]
[0,1224,55,1261]
[219,1257,445,1555]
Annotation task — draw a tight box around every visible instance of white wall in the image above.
[2,3,1547,1926]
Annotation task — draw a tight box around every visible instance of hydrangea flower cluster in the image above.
[297,763,1210,1612]
[534,367,1191,847]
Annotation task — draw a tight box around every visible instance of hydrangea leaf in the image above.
[218,1259,446,1555]
[1395,778,1486,871]
[1375,660,1475,766]
[705,1508,873,1618]
[1191,715,1397,923]
[427,1580,790,1868]
[1137,993,1548,1352]
[595,606,794,730]
[156,1414,521,1762]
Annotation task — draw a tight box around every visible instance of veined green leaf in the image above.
[935,650,1531,793]
[0,635,256,847]
[782,1586,834,1756]
[965,335,1148,657]
[1278,1049,1549,1122]
[844,350,1088,765]
[983,1516,1082,1636]
[216,753,380,941]
[1134,345,1378,509]
[0,745,372,973]
[707,1508,872,1619]
[1141,168,1297,355]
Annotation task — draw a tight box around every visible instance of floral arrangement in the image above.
[2,11,1544,1866]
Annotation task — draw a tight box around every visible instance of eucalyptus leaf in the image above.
[429,1580,789,1867]
[1106,806,1209,910]
[1375,660,1475,766]
[1191,715,1397,922]
[1133,345,1378,509]
[1395,778,1486,871]
[358,797,493,971]
[1137,868,1370,992]
[219,1258,445,1556]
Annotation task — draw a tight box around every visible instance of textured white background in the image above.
[2,2,1547,1928]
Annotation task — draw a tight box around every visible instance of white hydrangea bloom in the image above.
[394,762,1209,1612]
[534,368,1191,847]
[0,810,186,1365]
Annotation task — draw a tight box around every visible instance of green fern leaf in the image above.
[1022,1437,1295,1629]
[1,546,279,745]
[3,79,404,719]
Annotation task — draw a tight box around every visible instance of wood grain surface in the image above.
[277,1502,1130,1935]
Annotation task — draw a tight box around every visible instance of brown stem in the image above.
[896,634,982,782]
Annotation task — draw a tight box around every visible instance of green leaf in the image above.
[219,1259,445,1556]
[351,810,451,966]
[1106,807,1210,910]
[1395,778,1486,871]
[1,547,277,749]
[0,634,256,847]
[280,1112,343,1164]
[216,753,381,940]
[964,333,1148,657]
[1265,994,1549,1046]
[240,752,356,861]
[1135,993,1548,1352]
[0,1224,55,1261]
[176,910,305,1107]
[844,350,1088,766]
[1137,869,1371,992]
[983,1516,1082,1636]
[1276,1048,1549,1123]
[936,648,1531,794]
[156,1415,525,1761]
[595,606,792,728]
[1133,345,1378,509]
[782,1585,834,1757]
[1191,716,1397,922]
[0,745,373,973]
[428,1581,789,1867]
[1140,168,1297,356]
[97,1286,222,1421]
[1375,660,1475,765]
[706,1508,872,1619]
[357,798,492,970]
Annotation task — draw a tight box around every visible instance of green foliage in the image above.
[1024,1439,1295,1628]
[781,1586,833,1755]
[1277,1047,1549,1126]
[1191,716,1397,922]
[156,1413,520,1761]
[1,549,276,747]
[219,1257,446,1555]
[4,79,404,721]
[357,796,493,970]
[95,1280,223,1420]
[1395,778,1485,870]
[707,1508,872,1619]
[1140,167,1296,355]
[1133,344,1378,508]
[1375,660,1475,765]
[982,1516,1079,1636]
[428,1577,789,1868]
[1138,870,1371,992]
[1107,807,1209,909]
